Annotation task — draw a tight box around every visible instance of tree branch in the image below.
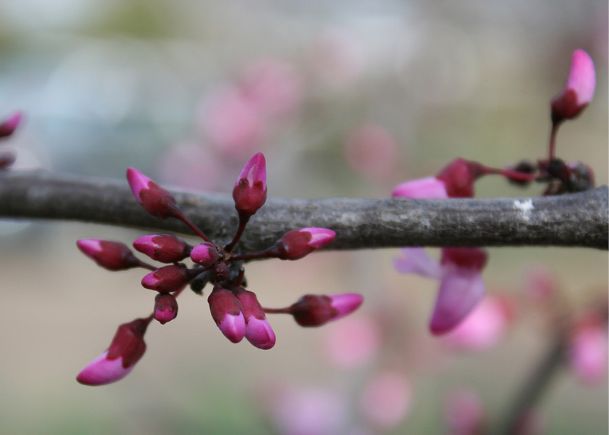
[0,171,606,250]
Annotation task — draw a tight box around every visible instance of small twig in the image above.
[497,333,567,435]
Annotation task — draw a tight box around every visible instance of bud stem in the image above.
[136,260,158,271]
[175,211,211,242]
[479,165,537,183]
[224,213,250,253]
[230,247,278,262]
[262,307,292,314]
[548,121,561,161]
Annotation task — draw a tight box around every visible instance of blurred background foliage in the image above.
[0,0,606,434]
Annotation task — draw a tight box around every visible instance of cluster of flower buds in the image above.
[75,152,363,385]
[391,49,597,335]
[0,111,22,170]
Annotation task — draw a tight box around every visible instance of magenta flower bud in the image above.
[77,239,140,271]
[0,111,22,138]
[392,176,448,199]
[290,293,363,327]
[208,288,246,343]
[275,227,336,260]
[126,167,179,219]
[232,152,267,216]
[153,293,179,324]
[190,242,221,267]
[141,265,191,293]
[551,49,596,123]
[76,317,149,386]
[436,159,483,198]
[133,234,189,263]
[236,289,276,349]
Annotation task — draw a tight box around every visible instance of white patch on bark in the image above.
[514,199,534,222]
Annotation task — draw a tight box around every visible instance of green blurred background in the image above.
[0,0,606,433]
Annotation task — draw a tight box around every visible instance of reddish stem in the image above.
[136,260,157,271]
[548,121,561,161]
[230,248,278,262]
[175,211,210,242]
[263,307,292,314]
[224,213,250,253]
[479,165,537,183]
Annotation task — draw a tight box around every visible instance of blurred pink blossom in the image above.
[309,31,363,86]
[344,124,399,182]
[159,142,222,190]
[239,59,302,118]
[267,386,347,435]
[568,316,608,385]
[444,390,486,435]
[442,296,512,350]
[199,86,268,158]
[523,267,558,303]
[359,372,412,429]
[323,315,381,369]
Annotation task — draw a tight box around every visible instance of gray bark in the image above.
[0,171,607,250]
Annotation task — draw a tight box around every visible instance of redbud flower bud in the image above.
[77,239,140,271]
[154,293,179,324]
[0,111,22,138]
[436,159,483,198]
[236,289,276,349]
[133,234,189,263]
[392,176,448,199]
[126,167,179,219]
[275,227,336,260]
[290,293,363,327]
[76,317,149,386]
[191,242,221,267]
[551,49,595,123]
[208,287,246,343]
[141,264,191,293]
[232,152,267,216]
[429,248,488,335]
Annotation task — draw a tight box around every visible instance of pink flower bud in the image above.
[133,234,189,263]
[208,288,246,343]
[153,293,179,324]
[76,239,140,271]
[236,289,276,349]
[290,293,363,327]
[232,152,267,216]
[275,227,336,260]
[126,167,179,219]
[436,159,483,198]
[392,176,448,199]
[141,265,191,293]
[190,242,221,267]
[0,111,22,138]
[551,49,596,123]
[76,317,149,386]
